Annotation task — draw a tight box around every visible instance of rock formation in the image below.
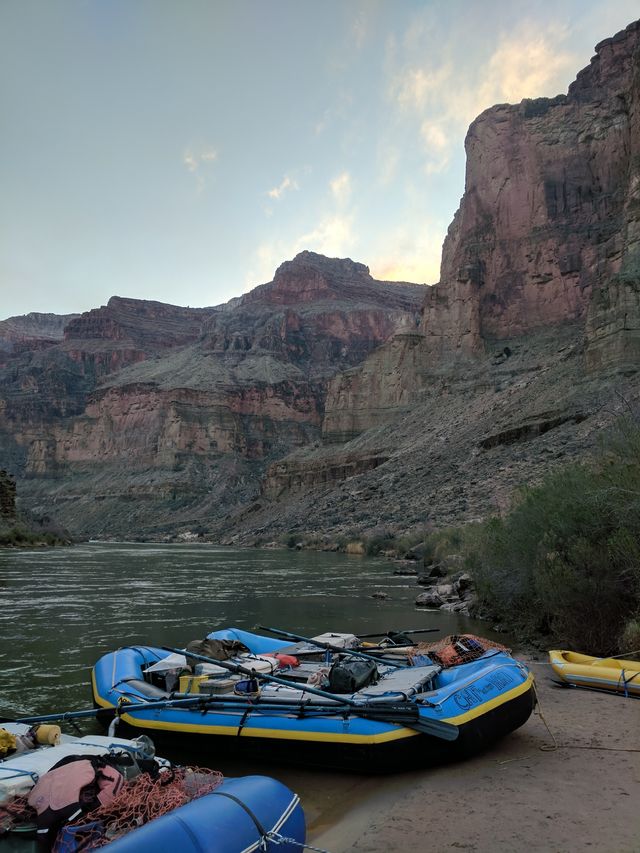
[0,254,423,536]
[324,19,640,446]
[237,19,640,544]
[0,312,79,358]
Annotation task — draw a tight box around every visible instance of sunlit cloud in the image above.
[478,25,575,107]
[267,175,298,200]
[330,171,351,205]
[369,220,443,285]
[383,19,577,181]
[393,64,452,111]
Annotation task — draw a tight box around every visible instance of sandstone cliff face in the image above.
[250,20,640,540]
[203,251,423,377]
[0,312,80,358]
[0,254,422,535]
[320,19,640,451]
[429,20,640,358]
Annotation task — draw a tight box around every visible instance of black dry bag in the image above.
[328,659,378,693]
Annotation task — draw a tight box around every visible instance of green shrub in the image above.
[465,417,640,655]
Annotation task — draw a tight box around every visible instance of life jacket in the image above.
[27,754,124,848]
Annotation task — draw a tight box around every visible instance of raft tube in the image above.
[73,776,304,853]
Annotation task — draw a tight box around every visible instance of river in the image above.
[0,542,502,844]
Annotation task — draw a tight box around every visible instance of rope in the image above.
[531,679,558,751]
[262,832,333,852]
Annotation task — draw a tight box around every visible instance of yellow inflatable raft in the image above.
[548,650,640,697]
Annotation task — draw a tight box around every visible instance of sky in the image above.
[1,0,639,318]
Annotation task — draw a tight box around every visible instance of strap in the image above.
[208,790,268,837]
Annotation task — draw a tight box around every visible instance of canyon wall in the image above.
[322,19,640,447]
[0,254,423,535]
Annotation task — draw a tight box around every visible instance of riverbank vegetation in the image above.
[0,522,71,547]
[463,416,640,655]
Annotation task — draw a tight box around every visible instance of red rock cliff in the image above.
[425,19,640,359]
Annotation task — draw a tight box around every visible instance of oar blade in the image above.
[353,705,459,741]
[408,716,459,741]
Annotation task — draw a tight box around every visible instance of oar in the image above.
[357,629,440,639]
[163,645,458,741]
[11,697,449,732]
[256,625,410,669]
[11,694,245,725]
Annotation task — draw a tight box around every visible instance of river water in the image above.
[0,542,499,842]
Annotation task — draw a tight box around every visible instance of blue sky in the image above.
[1,0,638,318]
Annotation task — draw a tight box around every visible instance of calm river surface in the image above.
[0,542,500,841]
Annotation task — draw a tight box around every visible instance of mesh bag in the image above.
[411,634,511,668]
[0,795,36,835]
[53,766,223,852]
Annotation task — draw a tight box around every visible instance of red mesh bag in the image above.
[412,634,510,668]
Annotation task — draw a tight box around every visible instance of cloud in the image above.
[183,145,218,190]
[183,146,218,171]
[478,26,575,107]
[420,121,450,174]
[393,64,452,112]
[369,220,443,285]
[183,153,198,173]
[384,19,577,179]
[351,7,370,51]
[299,214,354,256]
[330,171,351,205]
[267,175,298,200]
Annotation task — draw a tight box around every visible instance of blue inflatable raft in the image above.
[92,628,535,772]
[0,724,305,852]
[103,775,305,852]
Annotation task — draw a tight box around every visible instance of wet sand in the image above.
[310,657,640,853]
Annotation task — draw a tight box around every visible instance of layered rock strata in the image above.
[321,19,640,449]
[0,254,423,535]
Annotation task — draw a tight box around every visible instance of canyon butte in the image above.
[1,18,640,546]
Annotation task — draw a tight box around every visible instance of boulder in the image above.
[403,543,427,561]
[453,572,473,597]
[422,562,446,578]
[440,601,467,613]
[393,561,418,576]
[415,591,444,608]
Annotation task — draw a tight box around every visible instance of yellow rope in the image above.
[531,679,558,751]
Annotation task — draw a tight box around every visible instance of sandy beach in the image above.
[310,657,640,853]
